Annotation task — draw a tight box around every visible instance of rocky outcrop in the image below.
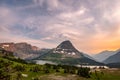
[0,42,40,59]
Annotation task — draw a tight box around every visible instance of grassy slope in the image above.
[23,70,120,80]
[38,52,103,65]
[1,51,120,80]
[0,58,120,80]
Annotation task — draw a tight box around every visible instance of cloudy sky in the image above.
[0,0,120,54]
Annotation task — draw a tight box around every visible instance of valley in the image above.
[1,49,120,80]
[1,40,120,80]
[1,0,120,80]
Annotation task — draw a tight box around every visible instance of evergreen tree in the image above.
[77,67,90,78]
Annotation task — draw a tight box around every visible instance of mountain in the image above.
[36,40,103,65]
[0,47,14,57]
[103,51,120,64]
[93,49,120,62]
[53,40,84,58]
[0,42,40,59]
[83,53,95,60]
[103,51,120,68]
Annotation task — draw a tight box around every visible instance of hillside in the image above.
[103,51,120,64]
[93,50,119,62]
[0,48,94,80]
[1,47,120,80]
[0,42,40,59]
[36,40,103,65]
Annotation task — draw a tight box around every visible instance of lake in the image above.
[35,60,56,65]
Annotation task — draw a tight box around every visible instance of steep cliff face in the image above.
[0,42,40,59]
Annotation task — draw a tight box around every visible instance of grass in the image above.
[1,51,120,80]
[21,69,120,80]
[1,57,120,80]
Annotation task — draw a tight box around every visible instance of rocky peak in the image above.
[53,40,83,57]
[56,40,76,50]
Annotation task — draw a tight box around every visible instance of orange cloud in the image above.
[72,25,120,54]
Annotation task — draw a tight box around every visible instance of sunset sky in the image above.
[0,0,120,54]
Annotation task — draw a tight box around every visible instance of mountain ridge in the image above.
[36,40,103,65]
[93,49,120,62]
[0,42,40,59]
[103,51,120,64]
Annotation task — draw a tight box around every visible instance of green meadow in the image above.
[1,51,120,80]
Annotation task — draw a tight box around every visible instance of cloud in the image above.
[57,7,86,19]
[0,32,56,48]
[33,0,63,11]
[0,7,18,29]
[1,0,120,54]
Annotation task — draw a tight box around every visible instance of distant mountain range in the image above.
[103,51,120,68]
[35,40,103,65]
[1,41,120,67]
[92,49,120,68]
[103,51,120,64]
[93,49,120,62]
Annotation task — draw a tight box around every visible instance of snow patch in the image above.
[72,52,76,55]
[2,45,10,48]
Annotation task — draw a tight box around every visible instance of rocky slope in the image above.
[36,40,103,65]
[0,42,40,59]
